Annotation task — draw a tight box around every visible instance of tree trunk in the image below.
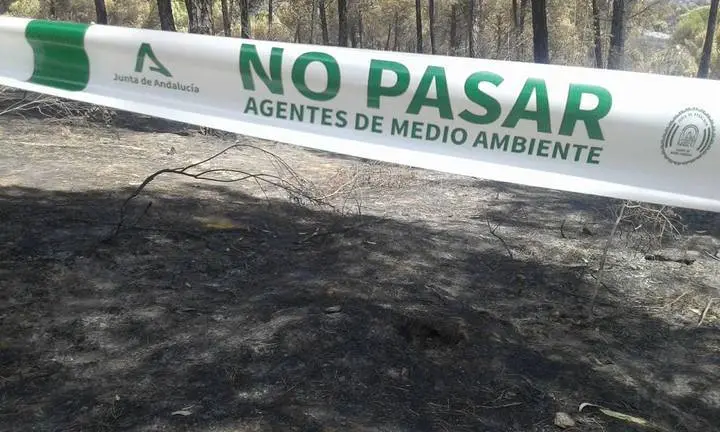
[450,4,458,55]
[415,0,423,53]
[428,0,436,54]
[495,13,503,58]
[468,0,475,57]
[698,0,720,78]
[220,0,231,35]
[268,0,273,26]
[591,0,603,68]
[319,0,329,45]
[518,0,529,59]
[309,0,316,43]
[93,0,108,24]
[607,0,625,70]
[338,0,348,46]
[350,22,358,47]
[184,0,197,32]
[512,0,519,57]
[240,0,251,38]
[531,0,549,63]
[393,11,400,51]
[185,0,212,34]
[49,0,57,19]
[157,0,176,31]
[511,0,527,57]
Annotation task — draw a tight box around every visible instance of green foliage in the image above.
[8,0,48,19]
[673,5,720,77]
[674,6,712,54]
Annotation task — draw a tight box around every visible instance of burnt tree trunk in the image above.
[220,0,231,35]
[607,0,625,70]
[240,0,251,38]
[450,4,458,55]
[468,0,475,57]
[698,0,720,78]
[310,0,316,43]
[93,0,108,24]
[319,0,329,44]
[350,22,358,47]
[415,0,423,53]
[338,0,348,46]
[495,13,503,58]
[531,0,549,63]
[512,0,528,59]
[592,0,603,67]
[157,0,176,31]
[393,11,400,51]
[429,0,436,54]
[185,0,212,34]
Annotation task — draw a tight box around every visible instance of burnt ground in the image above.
[0,96,719,431]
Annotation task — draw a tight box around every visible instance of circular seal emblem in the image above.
[661,107,715,165]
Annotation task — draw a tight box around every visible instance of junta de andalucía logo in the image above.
[113,43,199,94]
[661,107,715,165]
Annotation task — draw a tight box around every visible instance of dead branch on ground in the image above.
[0,86,117,127]
[616,202,686,251]
[698,298,718,327]
[107,143,350,240]
[589,200,627,316]
[589,200,686,317]
[486,216,514,260]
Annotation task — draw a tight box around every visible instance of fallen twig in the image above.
[579,402,670,432]
[473,402,523,409]
[107,143,329,240]
[704,251,720,262]
[698,298,717,327]
[663,291,690,309]
[645,253,694,265]
[486,217,513,259]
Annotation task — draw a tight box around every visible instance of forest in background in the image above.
[0,1,720,78]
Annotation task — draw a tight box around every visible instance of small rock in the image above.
[554,412,576,429]
[324,305,342,314]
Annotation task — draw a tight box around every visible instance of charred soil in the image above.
[0,104,719,431]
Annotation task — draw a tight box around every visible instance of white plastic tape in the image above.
[2,16,720,211]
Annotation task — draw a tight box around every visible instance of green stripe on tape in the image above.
[25,20,90,91]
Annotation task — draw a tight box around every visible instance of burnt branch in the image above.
[108,142,332,240]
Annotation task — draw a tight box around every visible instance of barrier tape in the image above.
[2,16,720,212]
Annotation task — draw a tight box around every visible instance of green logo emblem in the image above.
[661,107,715,165]
[134,43,172,77]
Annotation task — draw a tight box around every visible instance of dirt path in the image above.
[0,112,718,431]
